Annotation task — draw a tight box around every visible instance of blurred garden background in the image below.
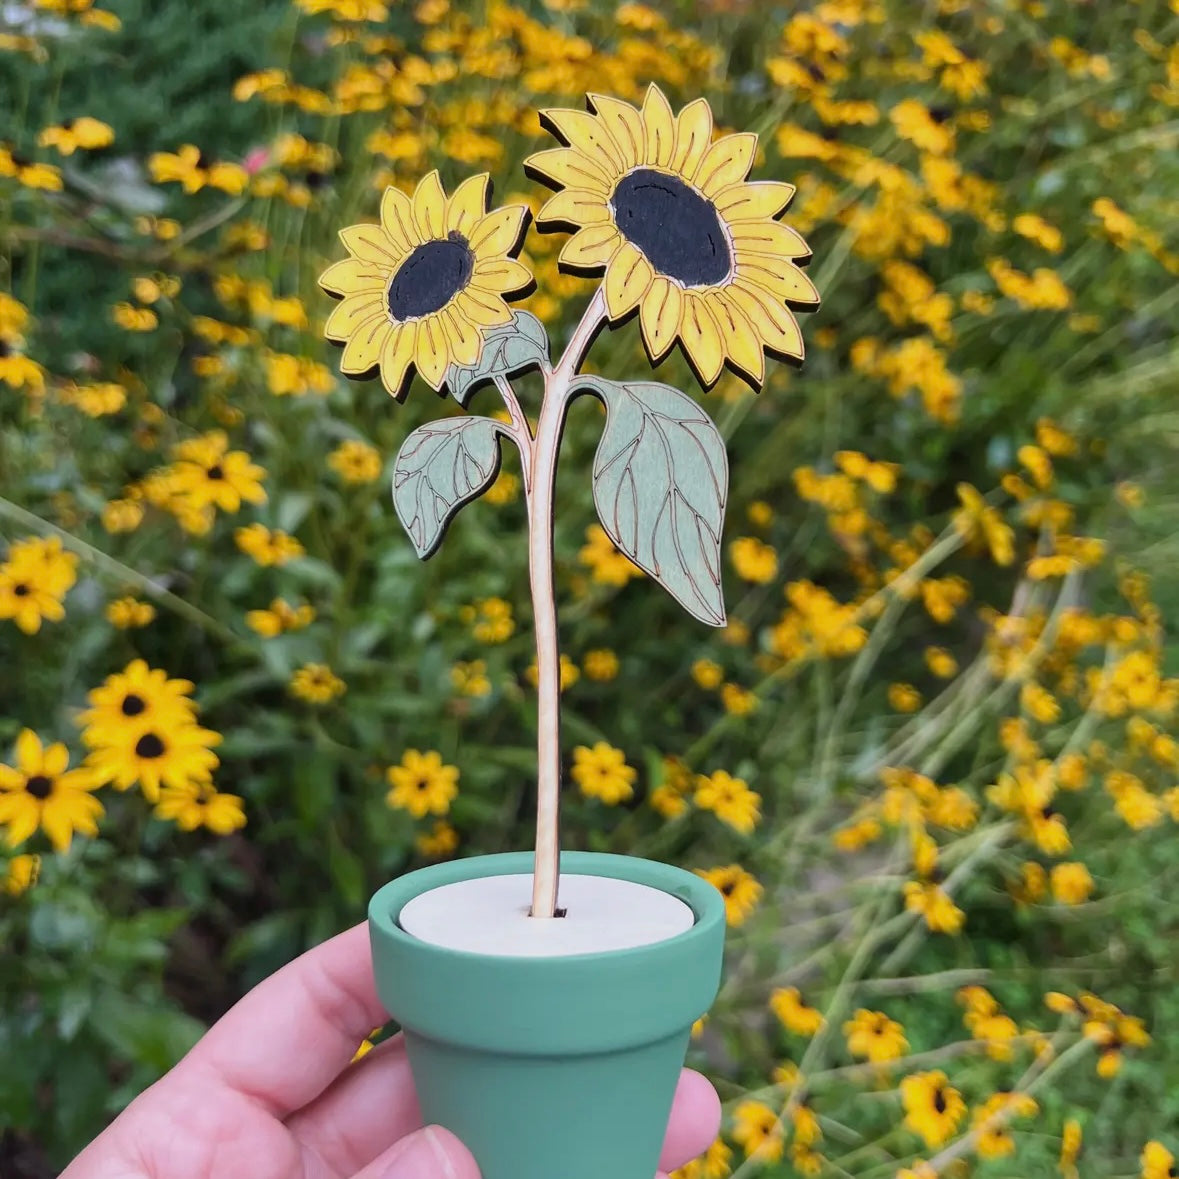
[2,0,1179,1174]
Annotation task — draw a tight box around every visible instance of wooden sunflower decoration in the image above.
[319,85,819,918]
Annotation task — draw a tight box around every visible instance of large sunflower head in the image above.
[319,171,533,399]
[526,84,819,389]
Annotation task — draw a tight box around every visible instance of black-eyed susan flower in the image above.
[669,1136,731,1179]
[328,438,383,483]
[694,768,761,834]
[450,660,491,698]
[245,598,315,638]
[578,523,643,586]
[319,171,532,398]
[234,523,305,566]
[3,853,40,896]
[149,144,248,194]
[524,653,580,692]
[903,880,965,933]
[0,536,78,635]
[696,864,762,926]
[972,1092,1037,1158]
[649,756,692,819]
[0,730,103,853]
[78,660,198,746]
[86,721,221,804]
[386,750,459,818]
[843,1008,909,1063]
[170,431,267,513]
[1060,1118,1082,1179]
[415,819,459,858]
[38,116,114,155]
[582,648,619,682]
[571,741,636,805]
[731,1100,784,1163]
[770,986,825,1035]
[289,663,346,703]
[154,780,246,835]
[900,1070,966,1147]
[105,597,156,628]
[527,84,817,387]
[729,536,778,584]
[1142,1141,1177,1179]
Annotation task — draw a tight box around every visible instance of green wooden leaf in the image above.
[393,417,506,558]
[445,310,550,406]
[576,376,728,627]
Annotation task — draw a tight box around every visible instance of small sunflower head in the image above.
[319,171,533,400]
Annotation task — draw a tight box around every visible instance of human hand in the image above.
[62,921,721,1179]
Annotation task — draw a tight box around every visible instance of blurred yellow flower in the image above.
[571,742,636,805]
[844,1008,908,1063]
[697,864,762,926]
[901,1070,965,1147]
[694,769,760,834]
[387,750,459,818]
[155,781,246,835]
[289,664,346,704]
[106,597,156,629]
[328,439,383,483]
[0,730,103,853]
[770,987,825,1036]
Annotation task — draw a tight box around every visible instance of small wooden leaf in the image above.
[577,376,728,626]
[392,417,506,558]
[446,310,551,406]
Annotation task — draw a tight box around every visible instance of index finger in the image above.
[181,921,384,1117]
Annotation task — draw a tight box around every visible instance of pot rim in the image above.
[369,850,724,965]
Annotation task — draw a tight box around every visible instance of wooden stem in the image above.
[528,288,607,919]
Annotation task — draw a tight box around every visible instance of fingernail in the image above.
[381,1126,457,1179]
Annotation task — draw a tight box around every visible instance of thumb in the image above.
[354,1124,481,1179]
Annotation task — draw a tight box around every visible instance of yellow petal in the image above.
[586,94,645,169]
[414,315,450,389]
[715,180,796,221]
[468,205,528,259]
[40,799,74,854]
[711,292,766,386]
[325,293,385,341]
[340,315,392,374]
[559,223,622,270]
[43,742,69,778]
[694,132,758,196]
[671,97,713,178]
[729,280,804,360]
[440,307,482,368]
[380,185,419,254]
[446,173,490,237]
[319,256,387,297]
[678,292,725,386]
[641,84,676,169]
[639,277,683,362]
[731,221,812,260]
[540,108,626,173]
[339,223,402,267]
[525,146,612,194]
[537,187,611,228]
[455,288,513,329]
[413,170,447,239]
[15,729,41,773]
[738,258,821,306]
[379,323,416,399]
[473,257,533,296]
[603,242,655,320]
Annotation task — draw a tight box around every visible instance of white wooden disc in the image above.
[398,873,695,958]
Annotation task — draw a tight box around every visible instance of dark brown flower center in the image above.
[720,879,735,895]
[207,464,224,480]
[25,774,53,800]
[387,231,474,321]
[611,168,731,287]
[121,693,146,716]
[933,1088,947,1114]
[13,582,29,597]
[135,732,166,759]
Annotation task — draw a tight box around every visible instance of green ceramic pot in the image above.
[368,851,725,1179]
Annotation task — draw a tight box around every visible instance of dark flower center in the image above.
[207,464,224,480]
[121,693,147,717]
[13,582,29,597]
[933,1088,947,1114]
[135,732,166,759]
[611,168,732,287]
[0,340,11,358]
[387,231,474,321]
[25,774,53,800]
[720,879,735,896]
